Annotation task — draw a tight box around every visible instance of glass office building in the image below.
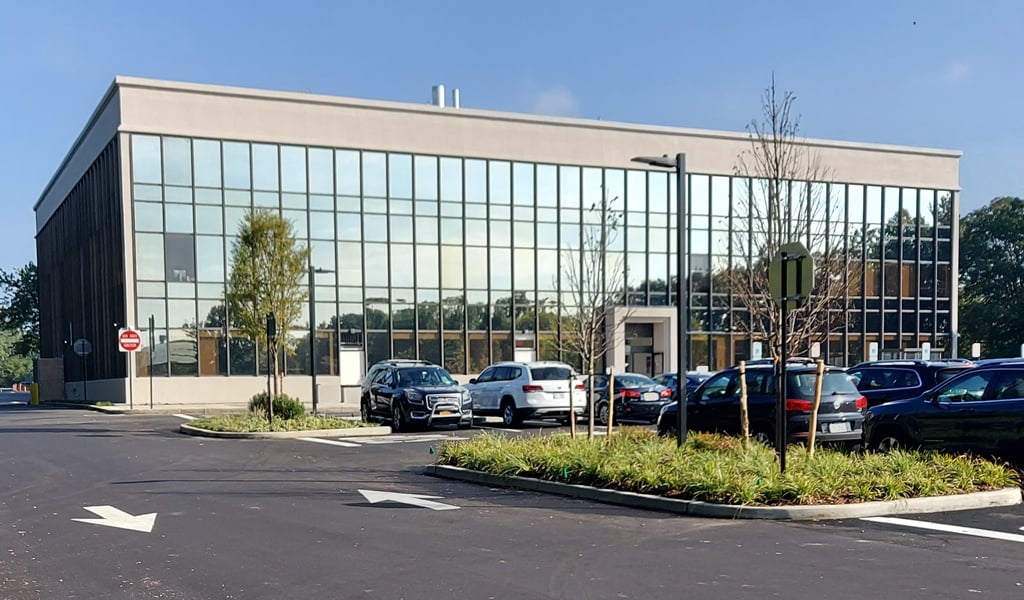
[34,78,960,407]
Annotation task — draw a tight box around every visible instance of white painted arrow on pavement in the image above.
[357,489,460,511]
[72,506,157,533]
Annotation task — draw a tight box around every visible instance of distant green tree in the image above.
[0,330,31,386]
[0,262,39,357]
[226,210,310,402]
[959,197,1024,358]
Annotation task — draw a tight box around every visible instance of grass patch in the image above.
[437,428,1020,506]
[94,401,114,407]
[188,413,373,433]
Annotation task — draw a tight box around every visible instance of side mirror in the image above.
[468,378,478,385]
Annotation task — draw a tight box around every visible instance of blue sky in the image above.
[2,0,1021,272]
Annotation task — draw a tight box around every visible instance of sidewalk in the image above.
[40,400,362,418]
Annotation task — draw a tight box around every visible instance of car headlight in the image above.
[406,391,423,404]
[461,390,472,405]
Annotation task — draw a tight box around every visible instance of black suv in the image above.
[846,359,975,408]
[360,362,472,432]
[863,359,1024,458]
[657,360,866,446]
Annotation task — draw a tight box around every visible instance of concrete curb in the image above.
[179,423,392,439]
[426,464,1023,520]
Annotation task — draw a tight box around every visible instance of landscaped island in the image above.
[435,428,1019,506]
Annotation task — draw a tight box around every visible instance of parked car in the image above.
[361,358,434,401]
[846,359,975,407]
[463,361,585,427]
[657,360,867,446]
[862,360,1024,458]
[589,373,673,425]
[360,362,472,432]
[653,371,712,402]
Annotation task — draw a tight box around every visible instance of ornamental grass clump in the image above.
[436,428,1019,507]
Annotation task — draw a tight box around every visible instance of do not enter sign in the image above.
[118,328,143,353]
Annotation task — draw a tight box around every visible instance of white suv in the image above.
[464,361,586,426]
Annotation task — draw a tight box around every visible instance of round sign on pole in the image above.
[73,338,92,357]
[118,328,143,353]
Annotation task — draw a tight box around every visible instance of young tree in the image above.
[728,77,855,358]
[959,197,1024,358]
[0,262,39,357]
[226,210,310,402]
[558,193,630,436]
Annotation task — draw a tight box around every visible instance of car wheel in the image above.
[360,398,371,423]
[596,402,611,427]
[751,428,773,446]
[874,431,907,452]
[501,399,522,427]
[391,403,408,433]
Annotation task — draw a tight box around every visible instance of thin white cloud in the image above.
[942,61,970,84]
[529,86,579,117]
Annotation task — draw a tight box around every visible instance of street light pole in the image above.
[309,265,335,415]
[631,153,688,446]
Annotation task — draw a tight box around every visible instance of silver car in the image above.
[464,361,586,426]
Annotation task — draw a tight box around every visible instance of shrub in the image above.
[248,392,306,420]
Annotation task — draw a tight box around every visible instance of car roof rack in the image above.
[851,358,975,368]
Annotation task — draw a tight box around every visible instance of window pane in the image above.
[417,216,438,244]
[417,245,439,288]
[559,166,580,208]
[132,135,162,184]
[252,144,279,190]
[195,206,223,235]
[489,161,511,204]
[135,202,163,232]
[389,154,412,199]
[362,152,386,197]
[441,245,463,289]
[165,204,194,234]
[162,137,192,186]
[310,211,334,240]
[364,243,388,286]
[280,145,307,193]
[491,248,512,289]
[415,155,438,199]
[390,215,413,243]
[196,236,224,282]
[364,214,387,242]
[465,159,487,203]
[338,241,362,288]
[165,234,196,282]
[136,233,165,280]
[440,157,462,201]
[391,244,414,287]
[338,213,362,241]
[223,142,250,189]
[336,150,360,196]
[304,147,333,195]
[515,248,534,290]
[513,162,534,206]
[188,140,221,189]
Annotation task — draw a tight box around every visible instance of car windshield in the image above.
[397,368,456,387]
[530,366,572,380]
[614,375,656,388]
[788,372,860,396]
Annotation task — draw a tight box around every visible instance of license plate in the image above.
[826,422,851,433]
[552,392,566,399]
[643,392,659,401]
[438,410,454,416]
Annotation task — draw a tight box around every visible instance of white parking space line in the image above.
[862,516,1024,544]
[173,414,197,421]
[297,437,361,447]
[473,426,521,433]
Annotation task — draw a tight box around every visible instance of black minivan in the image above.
[657,360,867,446]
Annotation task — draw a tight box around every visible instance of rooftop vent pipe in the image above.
[431,84,445,107]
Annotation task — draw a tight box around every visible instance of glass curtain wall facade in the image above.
[129,134,955,376]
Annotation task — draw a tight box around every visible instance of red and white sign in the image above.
[118,328,142,353]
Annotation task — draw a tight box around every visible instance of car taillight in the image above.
[574,383,585,390]
[856,396,868,410]
[785,399,813,412]
[660,388,672,397]
[522,385,543,393]
[622,389,640,399]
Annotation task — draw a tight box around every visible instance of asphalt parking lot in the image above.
[1,405,1022,599]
